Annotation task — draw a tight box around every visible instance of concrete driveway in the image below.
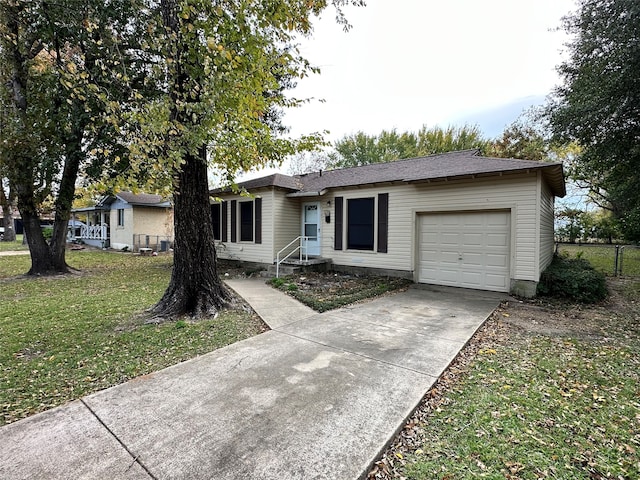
[1,281,504,480]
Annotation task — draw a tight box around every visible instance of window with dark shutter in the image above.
[334,196,343,250]
[230,200,237,243]
[377,193,388,253]
[221,201,228,242]
[254,198,262,244]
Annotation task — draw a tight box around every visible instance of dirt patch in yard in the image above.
[500,277,639,342]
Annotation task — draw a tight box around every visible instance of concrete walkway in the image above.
[226,278,316,329]
[1,279,505,480]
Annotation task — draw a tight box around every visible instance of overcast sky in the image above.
[287,0,576,136]
[243,0,576,178]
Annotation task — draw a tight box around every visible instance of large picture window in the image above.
[239,201,253,242]
[347,197,374,250]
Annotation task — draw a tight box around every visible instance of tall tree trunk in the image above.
[151,0,229,318]
[0,185,16,242]
[150,146,229,318]
[17,180,66,274]
[48,124,84,269]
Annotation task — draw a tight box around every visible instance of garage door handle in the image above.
[458,253,463,260]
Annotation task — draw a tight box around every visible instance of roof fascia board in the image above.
[285,189,328,198]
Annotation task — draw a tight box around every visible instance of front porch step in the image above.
[279,257,332,267]
[262,257,332,278]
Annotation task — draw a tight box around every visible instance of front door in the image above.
[302,203,321,257]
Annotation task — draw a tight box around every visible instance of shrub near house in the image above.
[537,255,608,302]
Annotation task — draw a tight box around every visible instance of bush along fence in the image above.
[555,243,640,277]
[132,234,174,253]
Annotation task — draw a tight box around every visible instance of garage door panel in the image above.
[486,253,508,268]
[440,233,460,245]
[485,274,509,289]
[462,252,483,266]
[488,215,510,227]
[463,233,483,245]
[487,233,509,246]
[462,214,483,226]
[418,211,510,292]
[421,233,438,245]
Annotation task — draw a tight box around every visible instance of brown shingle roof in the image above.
[114,192,171,206]
[213,150,566,198]
[298,150,566,197]
[210,173,301,194]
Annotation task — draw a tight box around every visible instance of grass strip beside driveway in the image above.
[1,251,265,426]
[370,279,640,480]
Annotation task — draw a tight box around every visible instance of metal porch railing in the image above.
[275,236,309,278]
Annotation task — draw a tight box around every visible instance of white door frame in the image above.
[301,202,321,256]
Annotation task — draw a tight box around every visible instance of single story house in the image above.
[71,192,174,251]
[210,149,566,297]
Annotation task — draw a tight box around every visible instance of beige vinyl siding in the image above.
[272,191,301,260]
[216,190,275,264]
[538,176,555,276]
[326,173,540,281]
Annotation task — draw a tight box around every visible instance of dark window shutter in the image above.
[221,201,228,242]
[211,203,221,240]
[377,193,388,253]
[254,198,262,244]
[334,196,343,250]
[230,200,237,243]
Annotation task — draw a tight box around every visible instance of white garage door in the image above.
[418,211,510,292]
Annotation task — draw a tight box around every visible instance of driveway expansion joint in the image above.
[80,399,157,480]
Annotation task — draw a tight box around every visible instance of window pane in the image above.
[347,198,374,250]
[304,204,318,222]
[304,224,317,238]
[240,202,253,242]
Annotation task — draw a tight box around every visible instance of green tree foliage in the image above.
[547,0,640,241]
[0,0,151,274]
[139,0,364,318]
[556,207,585,243]
[580,209,621,244]
[329,125,488,168]
[487,109,549,161]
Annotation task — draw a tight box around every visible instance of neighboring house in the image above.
[211,150,566,297]
[71,192,174,251]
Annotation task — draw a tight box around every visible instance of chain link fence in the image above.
[132,234,173,253]
[556,243,640,277]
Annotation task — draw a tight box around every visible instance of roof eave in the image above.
[286,189,328,198]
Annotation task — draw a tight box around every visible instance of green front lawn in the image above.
[0,235,27,252]
[557,243,640,276]
[0,251,265,425]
